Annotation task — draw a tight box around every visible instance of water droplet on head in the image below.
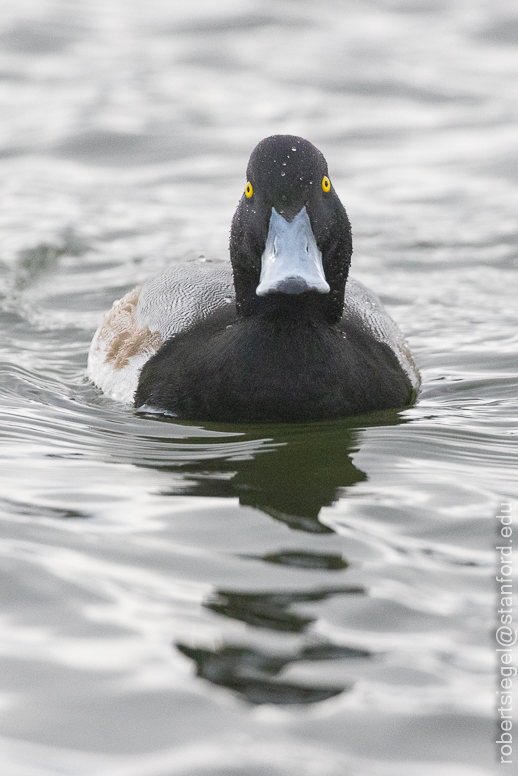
[281,171,285,176]
[292,146,297,151]
[282,161,286,166]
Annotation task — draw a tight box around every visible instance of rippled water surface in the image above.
[1,1,518,774]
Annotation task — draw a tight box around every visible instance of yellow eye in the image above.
[322,175,331,193]
[245,181,253,198]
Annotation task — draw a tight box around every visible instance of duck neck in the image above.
[241,289,340,324]
[232,266,347,324]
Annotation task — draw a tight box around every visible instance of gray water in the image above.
[1,1,517,774]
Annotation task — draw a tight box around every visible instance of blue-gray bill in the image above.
[256,206,330,296]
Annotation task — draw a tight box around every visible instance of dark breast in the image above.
[134,307,413,423]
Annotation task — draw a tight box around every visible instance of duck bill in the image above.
[256,206,330,296]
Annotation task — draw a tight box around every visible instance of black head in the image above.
[230,135,352,322]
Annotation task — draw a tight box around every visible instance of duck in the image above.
[88,135,419,422]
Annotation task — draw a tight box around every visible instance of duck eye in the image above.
[245,181,253,198]
[322,175,331,193]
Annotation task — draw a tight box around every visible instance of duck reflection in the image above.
[148,411,406,533]
[178,583,372,704]
[206,584,365,633]
[135,409,403,705]
[176,640,371,706]
[208,420,367,534]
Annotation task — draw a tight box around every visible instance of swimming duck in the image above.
[88,135,419,422]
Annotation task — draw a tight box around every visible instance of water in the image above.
[1,0,517,774]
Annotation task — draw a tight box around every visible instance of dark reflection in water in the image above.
[135,410,401,705]
[252,550,348,571]
[143,408,404,533]
[206,585,366,633]
[176,639,371,706]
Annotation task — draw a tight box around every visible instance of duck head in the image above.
[230,135,352,323]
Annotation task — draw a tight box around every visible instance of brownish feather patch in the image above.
[99,287,163,369]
